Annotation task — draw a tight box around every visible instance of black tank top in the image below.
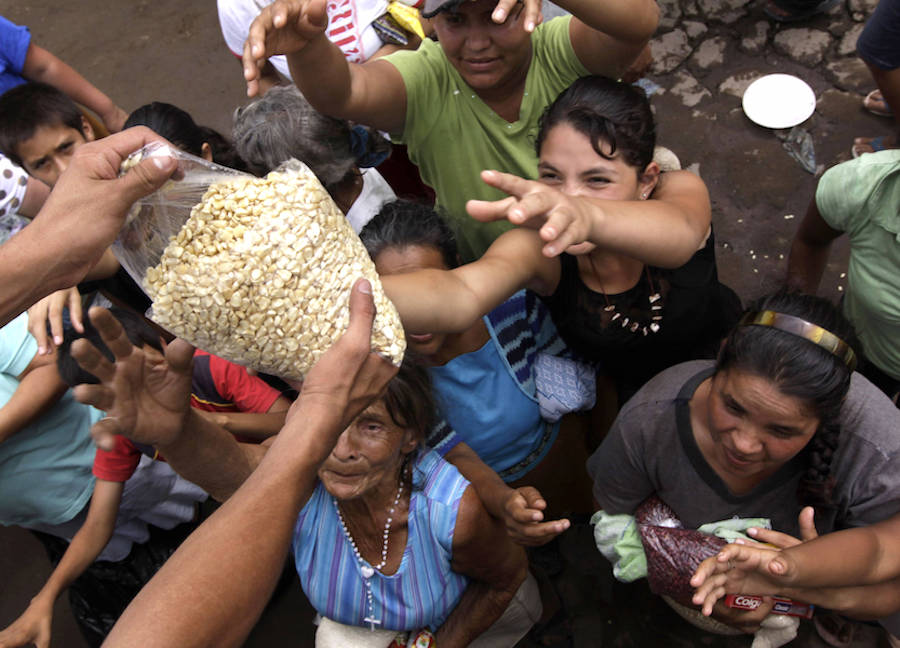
[542,232,741,402]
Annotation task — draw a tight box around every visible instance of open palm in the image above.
[71,308,193,451]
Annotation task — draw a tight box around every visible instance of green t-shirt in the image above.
[385,16,589,261]
[816,150,900,380]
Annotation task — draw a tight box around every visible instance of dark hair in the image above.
[57,308,163,387]
[231,85,390,189]
[124,102,248,171]
[715,291,858,509]
[0,82,87,166]
[381,357,437,490]
[360,199,459,270]
[536,75,656,171]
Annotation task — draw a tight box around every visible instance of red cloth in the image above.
[92,435,144,482]
[92,351,281,482]
[189,350,281,414]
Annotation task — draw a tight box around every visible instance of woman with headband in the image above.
[586,291,900,635]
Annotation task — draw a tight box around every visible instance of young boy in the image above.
[0,80,98,190]
[0,309,290,648]
[0,82,150,351]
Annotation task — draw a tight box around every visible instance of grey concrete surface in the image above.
[0,0,891,645]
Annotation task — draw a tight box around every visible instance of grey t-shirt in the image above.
[587,360,900,538]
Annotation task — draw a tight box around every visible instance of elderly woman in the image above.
[587,291,900,634]
[296,360,538,646]
[231,85,395,233]
[64,305,538,647]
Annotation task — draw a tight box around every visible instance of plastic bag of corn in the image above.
[113,142,405,380]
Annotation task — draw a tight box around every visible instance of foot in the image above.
[851,135,898,158]
[863,89,894,117]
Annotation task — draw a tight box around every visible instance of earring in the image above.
[641,192,648,199]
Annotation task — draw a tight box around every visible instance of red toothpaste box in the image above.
[725,594,815,619]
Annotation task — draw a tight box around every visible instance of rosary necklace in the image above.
[334,482,404,631]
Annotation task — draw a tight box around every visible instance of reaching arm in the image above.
[785,198,843,293]
[444,443,569,546]
[468,169,711,267]
[0,480,123,648]
[70,309,266,502]
[0,351,67,444]
[100,279,398,648]
[22,44,128,133]
[435,487,529,647]
[381,227,557,334]
[564,0,658,78]
[242,0,407,132]
[0,128,176,328]
[195,396,291,442]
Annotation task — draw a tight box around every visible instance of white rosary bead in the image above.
[334,481,405,631]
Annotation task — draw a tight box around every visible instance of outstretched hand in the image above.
[467,170,599,257]
[690,507,817,616]
[243,0,329,97]
[0,597,53,648]
[71,308,194,451]
[503,486,570,546]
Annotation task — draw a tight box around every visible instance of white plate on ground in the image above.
[742,74,816,129]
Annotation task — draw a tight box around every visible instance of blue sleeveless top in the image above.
[293,449,470,631]
[429,316,559,482]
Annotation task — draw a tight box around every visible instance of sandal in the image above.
[851,135,896,158]
[764,0,839,22]
[864,89,894,117]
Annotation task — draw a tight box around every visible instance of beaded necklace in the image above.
[334,482,404,631]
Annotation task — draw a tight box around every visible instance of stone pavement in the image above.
[644,0,885,305]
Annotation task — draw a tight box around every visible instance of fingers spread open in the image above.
[89,307,136,361]
[89,416,122,451]
[73,383,115,413]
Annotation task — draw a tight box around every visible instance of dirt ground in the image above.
[0,0,891,646]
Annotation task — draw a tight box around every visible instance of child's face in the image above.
[17,117,94,187]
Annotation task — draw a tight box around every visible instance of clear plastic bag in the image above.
[635,496,727,599]
[113,142,405,380]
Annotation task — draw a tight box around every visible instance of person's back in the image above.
[0,312,98,529]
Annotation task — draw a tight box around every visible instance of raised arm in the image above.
[436,487,529,647]
[101,279,398,648]
[564,0,658,77]
[468,169,710,267]
[242,0,407,132]
[0,480,123,648]
[70,308,264,502]
[22,44,128,132]
[785,197,843,294]
[381,227,558,334]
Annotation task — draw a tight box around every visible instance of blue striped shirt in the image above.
[293,449,470,631]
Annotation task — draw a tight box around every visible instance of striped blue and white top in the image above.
[293,449,470,631]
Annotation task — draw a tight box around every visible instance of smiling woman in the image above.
[587,291,900,632]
